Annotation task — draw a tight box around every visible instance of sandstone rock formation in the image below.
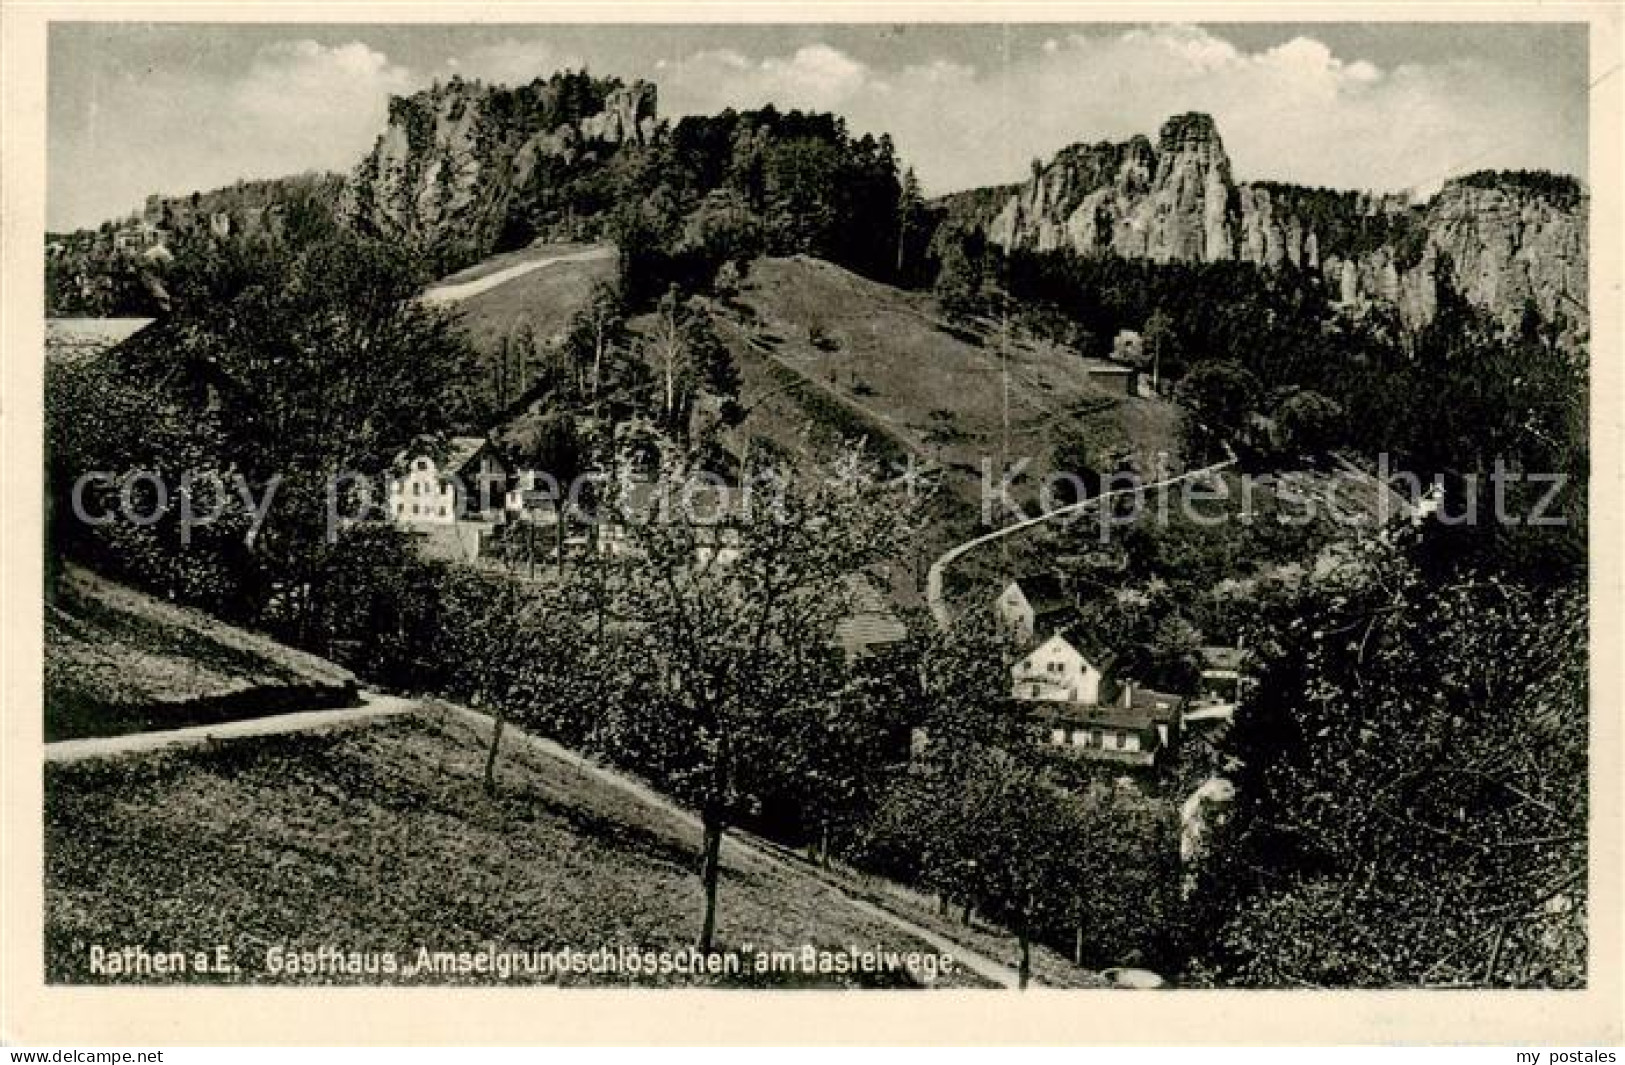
[345,75,659,267]
[982,113,1587,334]
[580,81,658,146]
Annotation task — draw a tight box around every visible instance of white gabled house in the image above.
[1010,633,1103,705]
[387,436,513,526]
[1012,632,1185,768]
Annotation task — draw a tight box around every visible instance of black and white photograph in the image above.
[5,2,1621,1048]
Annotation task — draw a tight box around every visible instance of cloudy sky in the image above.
[48,22,1590,231]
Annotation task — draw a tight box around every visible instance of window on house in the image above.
[410,504,419,515]
[1071,730,1088,747]
[1124,734,1141,752]
[1050,729,1066,746]
[413,482,422,496]
[1102,732,1118,750]
[1048,662,1063,674]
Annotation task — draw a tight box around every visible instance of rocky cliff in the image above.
[345,73,657,269]
[140,172,346,248]
[982,113,1587,333]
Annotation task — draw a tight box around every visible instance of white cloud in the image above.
[49,25,1584,229]
[225,40,413,157]
[659,44,878,113]
[52,40,412,226]
[657,25,1585,198]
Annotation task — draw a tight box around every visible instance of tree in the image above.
[1141,307,1184,387]
[1271,387,1345,457]
[775,646,914,865]
[45,355,256,611]
[946,749,1078,987]
[895,167,930,284]
[1176,360,1260,461]
[1189,536,1587,987]
[853,607,1025,914]
[562,279,627,400]
[933,229,989,322]
[644,289,739,442]
[609,194,678,306]
[100,229,483,641]
[492,320,541,412]
[599,445,921,952]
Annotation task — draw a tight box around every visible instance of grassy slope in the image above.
[44,565,358,741]
[45,710,995,987]
[443,246,1181,603]
[44,318,154,364]
[440,244,615,358]
[715,256,1179,506]
[442,247,1177,500]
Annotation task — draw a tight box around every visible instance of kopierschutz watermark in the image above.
[66,452,1571,549]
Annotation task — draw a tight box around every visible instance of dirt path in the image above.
[43,693,415,763]
[421,246,615,304]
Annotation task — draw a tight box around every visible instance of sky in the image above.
[47,22,1591,231]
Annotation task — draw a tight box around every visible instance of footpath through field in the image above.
[43,693,415,764]
[421,246,616,304]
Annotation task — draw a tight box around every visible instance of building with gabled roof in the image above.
[1010,632,1103,706]
[995,574,1073,642]
[387,435,514,527]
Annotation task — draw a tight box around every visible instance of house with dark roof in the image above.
[1008,622,1187,767]
[1083,357,1140,397]
[995,574,1073,642]
[1029,680,1185,768]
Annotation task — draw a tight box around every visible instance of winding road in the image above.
[925,446,1239,628]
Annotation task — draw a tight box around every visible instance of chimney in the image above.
[1121,681,1134,709]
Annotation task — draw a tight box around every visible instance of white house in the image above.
[387,437,512,526]
[1010,633,1103,705]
